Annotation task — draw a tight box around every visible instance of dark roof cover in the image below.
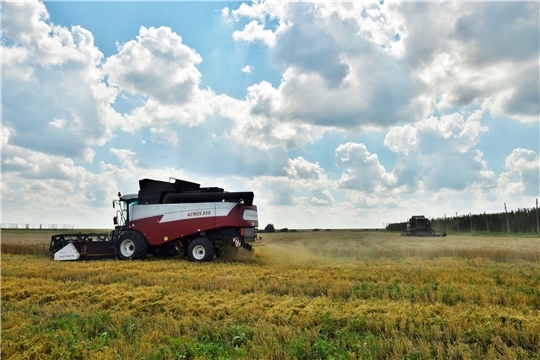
[138,178,246,205]
[163,191,254,206]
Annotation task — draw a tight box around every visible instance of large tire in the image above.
[188,238,214,262]
[117,231,148,260]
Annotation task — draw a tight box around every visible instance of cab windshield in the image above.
[114,195,138,227]
[126,200,138,223]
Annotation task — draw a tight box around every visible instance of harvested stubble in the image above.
[1,230,539,359]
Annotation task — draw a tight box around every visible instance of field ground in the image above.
[1,230,539,359]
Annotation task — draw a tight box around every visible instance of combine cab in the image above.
[50,177,258,262]
[401,215,447,237]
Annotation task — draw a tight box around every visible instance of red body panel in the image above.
[127,202,258,246]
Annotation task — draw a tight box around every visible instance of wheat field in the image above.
[2,230,539,359]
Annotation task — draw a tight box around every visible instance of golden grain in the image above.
[2,230,539,359]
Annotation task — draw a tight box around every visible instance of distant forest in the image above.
[386,207,539,233]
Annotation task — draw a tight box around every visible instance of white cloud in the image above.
[2,1,102,68]
[1,1,121,162]
[241,65,253,74]
[211,83,325,152]
[226,1,539,132]
[505,149,539,172]
[1,127,11,146]
[286,157,324,180]
[122,89,216,134]
[103,26,202,106]
[232,20,276,47]
[225,2,426,129]
[3,156,38,172]
[47,119,67,129]
[2,1,538,229]
[244,158,334,211]
[498,149,540,197]
[392,2,539,122]
[383,124,418,154]
[230,2,269,22]
[384,113,493,192]
[417,112,488,152]
[221,7,230,19]
[336,142,396,192]
[332,111,494,202]
[2,133,190,227]
[110,148,136,162]
[246,81,280,116]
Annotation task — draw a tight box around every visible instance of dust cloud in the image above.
[250,231,540,265]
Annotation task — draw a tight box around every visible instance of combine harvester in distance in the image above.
[400,215,447,237]
[50,178,258,262]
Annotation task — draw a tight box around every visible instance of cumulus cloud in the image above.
[1,1,121,161]
[2,131,190,227]
[3,1,538,229]
[2,1,103,67]
[103,26,202,105]
[271,8,349,88]
[384,124,418,154]
[286,157,324,180]
[230,2,267,21]
[246,81,280,116]
[499,149,540,197]
[336,142,395,192]
[383,112,493,192]
[226,2,425,129]
[215,84,325,152]
[226,1,538,133]
[393,2,539,122]
[451,3,539,66]
[505,149,540,172]
[233,20,276,47]
[335,113,495,197]
[122,89,216,134]
[334,111,495,201]
[246,157,334,209]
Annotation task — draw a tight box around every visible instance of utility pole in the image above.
[444,213,447,232]
[456,211,459,232]
[484,211,489,232]
[536,199,540,234]
[469,212,473,232]
[504,203,510,233]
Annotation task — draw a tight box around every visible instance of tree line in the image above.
[386,207,539,233]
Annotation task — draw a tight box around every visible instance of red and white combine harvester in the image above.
[50,178,258,262]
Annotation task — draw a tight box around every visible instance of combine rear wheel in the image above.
[117,231,148,260]
[188,238,214,262]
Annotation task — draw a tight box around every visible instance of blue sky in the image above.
[46,2,283,98]
[2,1,539,229]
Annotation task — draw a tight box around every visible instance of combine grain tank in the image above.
[401,215,447,237]
[50,177,258,262]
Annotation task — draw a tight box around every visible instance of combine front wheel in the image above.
[117,231,148,260]
[188,238,215,262]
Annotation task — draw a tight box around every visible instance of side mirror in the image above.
[113,216,118,225]
[112,201,115,209]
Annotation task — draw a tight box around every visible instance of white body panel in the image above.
[131,202,239,223]
[243,209,258,221]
